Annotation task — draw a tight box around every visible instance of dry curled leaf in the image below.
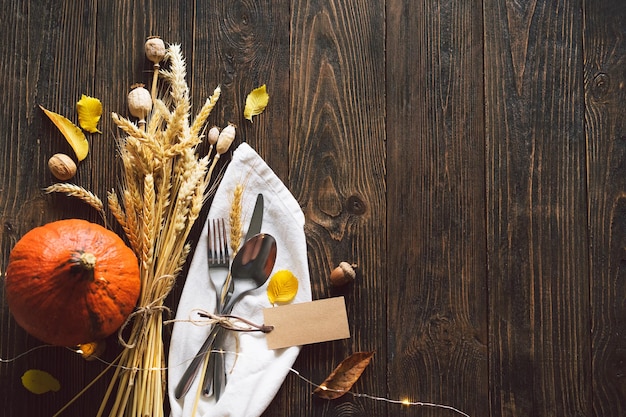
[76,94,103,133]
[21,369,61,394]
[314,351,375,400]
[267,269,299,305]
[243,84,269,122]
[39,105,89,161]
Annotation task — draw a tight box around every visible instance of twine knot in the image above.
[118,274,175,348]
[194,310,273,333]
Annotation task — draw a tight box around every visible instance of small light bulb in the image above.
[401,398,411,406]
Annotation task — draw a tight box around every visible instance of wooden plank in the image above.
[284,0,386,415]
[583,2,626,416]
[190,1,291,178]
[189,1,293,415]
[0,1,194,415]
[386,1,488,416]
[0,1,100,416]
[484,1,590,416]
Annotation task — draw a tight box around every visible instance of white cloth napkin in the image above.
[168,143,311,417]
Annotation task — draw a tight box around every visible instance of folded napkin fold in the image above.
[168,143,311,417]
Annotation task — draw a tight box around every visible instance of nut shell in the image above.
[330,262,357,286]
[48,153,77,180]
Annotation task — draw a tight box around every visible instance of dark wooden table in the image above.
[2,1,626,416]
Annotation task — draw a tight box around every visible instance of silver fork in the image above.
[208,218,230,306]
[174,218,230,399]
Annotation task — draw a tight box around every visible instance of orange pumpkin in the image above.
[5,219,140,346]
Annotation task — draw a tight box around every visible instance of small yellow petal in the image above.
[267,269,299,305]
[21,369,61,394]
[39,105,89,161]
[243,84,269,122]
[76,94,103,133]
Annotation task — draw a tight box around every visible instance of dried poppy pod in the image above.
[216,123,236,155]
[145,36,166,64]
[127,84,152,129]
[145,36,166,100]
[208,126,220,146]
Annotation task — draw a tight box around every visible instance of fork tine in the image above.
[208,218,229,267]
[219,218,229,264]
[208,219,216,264]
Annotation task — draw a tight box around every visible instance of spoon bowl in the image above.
[223,233,277,310]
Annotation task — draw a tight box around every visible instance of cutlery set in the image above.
[175,193,276,400]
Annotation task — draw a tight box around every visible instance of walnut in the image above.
[48,153,77,180]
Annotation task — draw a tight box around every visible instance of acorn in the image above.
[48,153,77,180]
[330,262,357,286]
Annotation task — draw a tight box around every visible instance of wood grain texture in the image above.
[484,1,590,416]
[0,2,100,416]
[1,0,626,416]
[386,1,488,416]
[583,2,626,417]
[286,0,386,415]
[191,0,291,177]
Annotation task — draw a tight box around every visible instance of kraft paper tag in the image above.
[263,297,350,350]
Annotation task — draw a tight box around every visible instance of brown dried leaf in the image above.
[313,351,374,399]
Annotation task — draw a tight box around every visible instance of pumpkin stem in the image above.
[79,252,97,270]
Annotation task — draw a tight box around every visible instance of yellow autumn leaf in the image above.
[267,269,298,305]
[39,105,89,161]
[78,340,106,361]
[244,84,269,122]
[21,369,61,394]
[76,94,103,133]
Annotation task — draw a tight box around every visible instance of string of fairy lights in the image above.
[1,344,470,416]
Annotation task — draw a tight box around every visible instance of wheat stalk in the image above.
[45,183,104,212]
[50,41,234,417]
[230,183,244,254]
[93,43,232,417]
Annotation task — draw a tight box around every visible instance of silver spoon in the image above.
[174,233,277,399]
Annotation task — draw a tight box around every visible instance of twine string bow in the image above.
[194,310,274,333]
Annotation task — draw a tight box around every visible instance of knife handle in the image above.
[202,326,226,397]
[174,324,221,399]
